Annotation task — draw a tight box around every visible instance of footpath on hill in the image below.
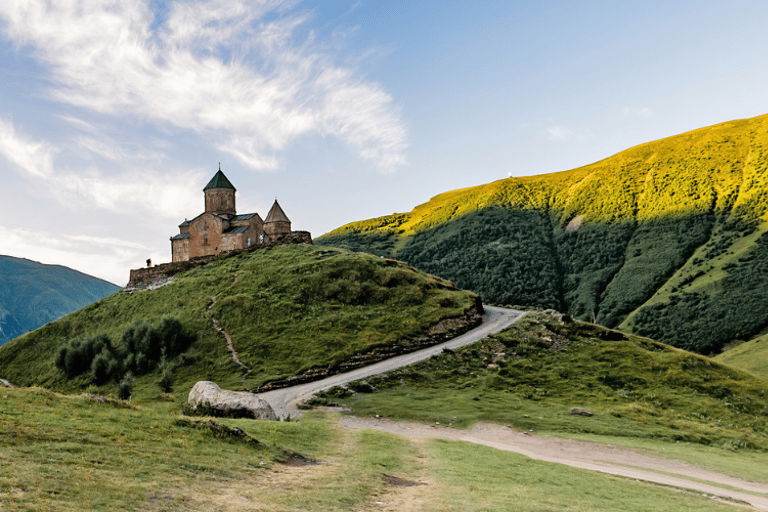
[259,306,525,418]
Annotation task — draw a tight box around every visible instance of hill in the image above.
[0,255,120,346]
[713,334,768,379]
[0,245,479,394]
[319,310,768,451]
[318,113,768,355]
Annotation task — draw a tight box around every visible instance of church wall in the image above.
[188,213,225,259]
[264,220,291,241]
[221,233,242,252]
[205,188,236,215]
[171,238,189,263]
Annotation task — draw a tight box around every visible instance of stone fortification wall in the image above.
[126,231,312,291]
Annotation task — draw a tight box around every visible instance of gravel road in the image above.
[257,306,768,508]
[259,305,525,419]
[341,417,768,509]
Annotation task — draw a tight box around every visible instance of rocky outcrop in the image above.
[187,381,278,421]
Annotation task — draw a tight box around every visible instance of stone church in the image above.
[170,167,295,262]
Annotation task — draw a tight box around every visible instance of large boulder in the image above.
[187,381,278,421]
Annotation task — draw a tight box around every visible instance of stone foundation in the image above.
[126,231,312,291]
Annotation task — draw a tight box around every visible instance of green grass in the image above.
[0,387,744,511]
[0,245,478,396]
[318,113,768,354]
[0,387,420,511]
[425,439,737,512]
[714,333,768,379]
[325,310,768,451]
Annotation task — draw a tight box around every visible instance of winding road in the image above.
[259,305,768,509]
[260,305,525,419]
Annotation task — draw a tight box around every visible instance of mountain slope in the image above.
[318,113,768,354]
[0,255,120,346]
[0,245,479,393]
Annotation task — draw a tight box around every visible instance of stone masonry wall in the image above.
[127,231,312,290]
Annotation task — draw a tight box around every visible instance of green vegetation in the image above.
[318,113,768,354]
[0,387,742,511]
[0,255,120,346]
[425,438,737,512]
[0,245,478,395]
[325,311,768,451]
[714,332,768,380]
[54,317,196,385]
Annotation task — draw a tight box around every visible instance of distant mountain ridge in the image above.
[0,256,120,345]
[318,113,768,355]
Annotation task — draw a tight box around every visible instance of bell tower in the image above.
[203,164,236,216]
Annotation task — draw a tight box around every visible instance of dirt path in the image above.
[206,295,252,376]
[260,306,525,419]
[341,416,768,509]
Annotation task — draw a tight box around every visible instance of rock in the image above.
[570,407,593,416]
[0,378,15,388]
[188,381,278,421]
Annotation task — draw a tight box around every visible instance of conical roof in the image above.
[203,168,236,191]
[265,200,290,223]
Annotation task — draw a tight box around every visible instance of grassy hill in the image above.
[0,245,479,395]
[318,113,768,355]
[714,334,768,379]
[320,310,768,452]
[0,255,120,346]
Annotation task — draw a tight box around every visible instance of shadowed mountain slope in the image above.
[318,113,768,354]
[0,256,120,346]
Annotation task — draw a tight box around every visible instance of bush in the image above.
[56,334,112,378]
[159,368,174,394]
[117,373,135,401]
[56,317,198,386]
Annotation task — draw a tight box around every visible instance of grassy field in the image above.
[0,244,478,397]
[0,386,743,511]
[318,113,768,355]
[321,311,768,452]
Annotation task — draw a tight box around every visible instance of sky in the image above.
[2,0,768,286]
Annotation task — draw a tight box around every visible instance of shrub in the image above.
[159,368,174,394]
[117,373,135,401]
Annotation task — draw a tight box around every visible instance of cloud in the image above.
[0,116,200,219]
[0,224,153,285]
[0,116,56,178]
[0,0,407,171]
[547,125,572,141]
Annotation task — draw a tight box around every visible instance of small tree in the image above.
[117,372,135,401]
[159,368,174,394]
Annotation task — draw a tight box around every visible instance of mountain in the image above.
[318,113,768,355]
[0,245,479,392]
[0,256,120,346]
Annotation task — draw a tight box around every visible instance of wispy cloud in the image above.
[547,125,572,141]
[0,116,56,178]
[0,0,407,171]
[0,117,200,218]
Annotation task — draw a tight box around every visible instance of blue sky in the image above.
[2,0,768,285]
